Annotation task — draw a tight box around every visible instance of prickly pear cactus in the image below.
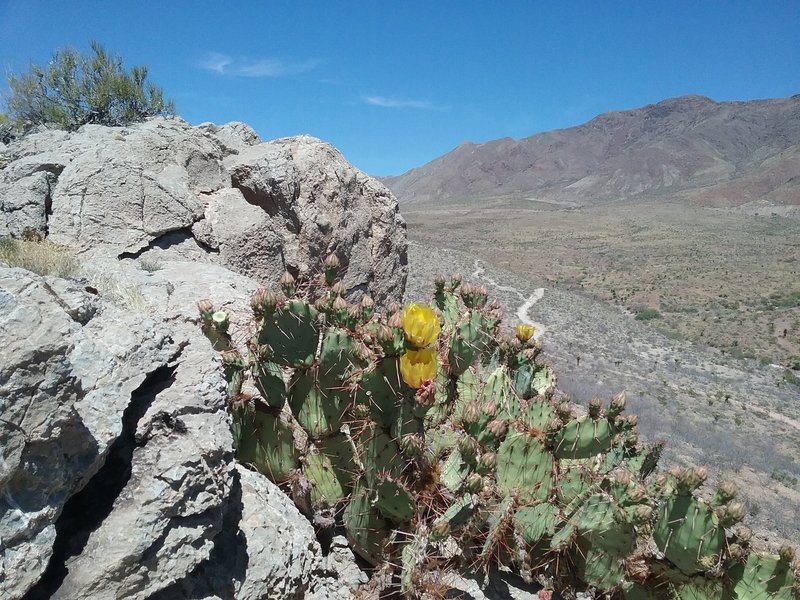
[199,256,800,599]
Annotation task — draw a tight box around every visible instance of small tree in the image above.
[4,41,175,131]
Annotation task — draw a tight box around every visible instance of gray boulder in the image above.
[0,119,227,251]
[197,121,262,156]
[222,135,407,303]
[0,256,371,599]
[0,268,179,599]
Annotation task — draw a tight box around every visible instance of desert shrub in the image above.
[0,236,80,277]
[783,368,800,388]
[4,41,174,131]
[138,256,163,272]
[635,307,662,321]
[772,470,799,487]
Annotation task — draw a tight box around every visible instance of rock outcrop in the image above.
[0,117,407,303]
[0,119,407,598]
[0,260,372,599]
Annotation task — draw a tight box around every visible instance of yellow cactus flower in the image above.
[401,304,440,348]
[515,324,535,343]
[400,349,438,389]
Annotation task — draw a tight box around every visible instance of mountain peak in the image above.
[384,94,800,209]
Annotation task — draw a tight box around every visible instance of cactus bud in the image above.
[479,452,497,472]
[728,543,745,560]
[388,311,403,329]
[449,273,462,291]
[252,287,279,317]
[628,484,646,503]
[481,398,497,418]
[588,397,602,419]
[734,526,752,544]
[314,296,329,313]
[332,296,348,311]
[486,419,508,439]
[197,299,214,322]
[279,271,296,297]
[464,472,483,493]
[557,402,572,420]
[415,378,437,407]
[633,504,653,523]
[458,436,480,460]
[693,465,709,483]
[676,466,706,492]
[462,401,480,425]
[360,295,375,320]
[779,546,796,563]
[433,274,446,292]
[608,391,626,417]
[330,280,347,298]
[375,324,393,343]
[475,285,489,308]
[323,253,340,284]
[212,310,229,333]
[614,469,632,487]
[400,434,425,458]
[347,304,362,324]
[712,481,737,506]
[720,501,746,527]
[250,287,267,317]
[624,431,639,448]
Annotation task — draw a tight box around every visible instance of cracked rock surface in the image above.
[0,118,407,303]
[0,259,371,599]
[0,268,178,599]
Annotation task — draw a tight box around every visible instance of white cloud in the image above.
[364,95,437,109]
[197,53,318,77]
[197,52,231,74]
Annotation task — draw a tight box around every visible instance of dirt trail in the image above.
[471,259,547,340]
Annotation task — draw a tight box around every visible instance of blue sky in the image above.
[1,1,799,176]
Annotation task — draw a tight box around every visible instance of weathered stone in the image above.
[224,135,407,303]
[197,121,262,156]
[0,268,178,600]
[1,120,408,303]
[52,324,234,599]
[0,171,55,238]
[0,118,228,254]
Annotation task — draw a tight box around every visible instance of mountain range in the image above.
[383,94,800,210]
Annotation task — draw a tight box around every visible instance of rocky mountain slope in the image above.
[384,94,800,212]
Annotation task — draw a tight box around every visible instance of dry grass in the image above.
[0,236,80,278]
[84,269,149,312]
